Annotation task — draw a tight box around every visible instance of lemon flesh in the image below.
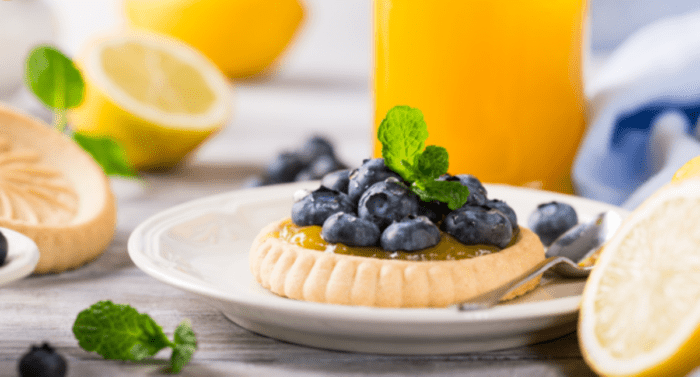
[69,32,232,171]
[101,42,216,114]
[580,179,700,377]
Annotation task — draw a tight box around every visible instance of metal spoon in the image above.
[455,210,622,311]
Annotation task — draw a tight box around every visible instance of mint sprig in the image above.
[72,300,197,374]
[24,46,137,178]
[378,106,470,210]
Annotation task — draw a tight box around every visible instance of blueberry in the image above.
[265,152,305,184]
[295,154,347,182]
[528,201,578,246]
[298,135,336,165]
[291,187,356,226]
[417,200,449,224]
[439,174,487,206]
[442,206,513,248]
[18,343,67,377]
[347,158,402,203]
[321,212,381,247]
[358,178,420,230]
[483,199,518,233]
[380,216,441,251]
[321,169,351,193]
[0,230,6,266]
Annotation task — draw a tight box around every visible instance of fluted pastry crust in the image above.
[250,218,545,308]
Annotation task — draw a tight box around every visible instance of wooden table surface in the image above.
[0,159,598,377]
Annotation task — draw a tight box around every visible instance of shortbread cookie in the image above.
[250,218,545,308]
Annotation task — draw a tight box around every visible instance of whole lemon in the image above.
[123,0,305,79]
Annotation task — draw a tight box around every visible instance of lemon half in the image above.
[69,31,232,171]
[0,105,116,274]
[579,178,700,377]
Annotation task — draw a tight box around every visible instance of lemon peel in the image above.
[124,0,305,79]
[672,155,700,183]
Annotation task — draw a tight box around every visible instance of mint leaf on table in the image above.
[72,300,197,374]
[170,320,197,374]
[72,132,138,177]
[25,46,84,111]
[377,105,470,209]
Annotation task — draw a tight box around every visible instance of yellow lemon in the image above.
[123,0,305,79]
[672,155,700,183]
[579,178,700,377]
[68,31,232,171]
[0,105,116,274]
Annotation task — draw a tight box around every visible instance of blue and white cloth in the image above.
[574,9,700,210]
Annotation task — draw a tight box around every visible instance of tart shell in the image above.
[250,218,546,308]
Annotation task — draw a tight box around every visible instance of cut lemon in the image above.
[672,155,700,183]
[123,0,305,79]
[0,105,116,274]
[579,178,700,377]
[69,31,232,171]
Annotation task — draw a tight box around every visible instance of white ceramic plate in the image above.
[128,181,627,354]
[0,227,40,286]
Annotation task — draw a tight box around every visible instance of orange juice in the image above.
[373,0,587,193]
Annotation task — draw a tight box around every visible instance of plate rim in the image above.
[128,181,627,325]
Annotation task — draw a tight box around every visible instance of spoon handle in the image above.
[454,256,579,311]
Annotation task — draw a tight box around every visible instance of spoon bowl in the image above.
[455,210,623,310]
[545,210,623,277]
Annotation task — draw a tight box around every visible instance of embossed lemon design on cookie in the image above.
[0,105,116,273]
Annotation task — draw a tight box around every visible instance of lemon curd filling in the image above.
[267,218,519,261]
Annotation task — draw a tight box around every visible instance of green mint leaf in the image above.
[415,146,449,180]
[25,46,84,110]
[170,344,196,374]
[169,320,197,374]
[72,300,171,361]
[378,106,428,180]
[377,105,471,209]
[174,319,197,347]
[399,160,418,182]
[412,180,470,210]
[72,132,138,178]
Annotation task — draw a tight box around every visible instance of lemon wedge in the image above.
[672,155,700,183]
[123,0,305,78]
[579,178,700,377]
[69,31,232,171]
[0,105,116,274]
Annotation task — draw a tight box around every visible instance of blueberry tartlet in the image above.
[249,160,545,308]
[250,106,545,308]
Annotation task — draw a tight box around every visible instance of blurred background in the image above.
[2,0,700,202]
